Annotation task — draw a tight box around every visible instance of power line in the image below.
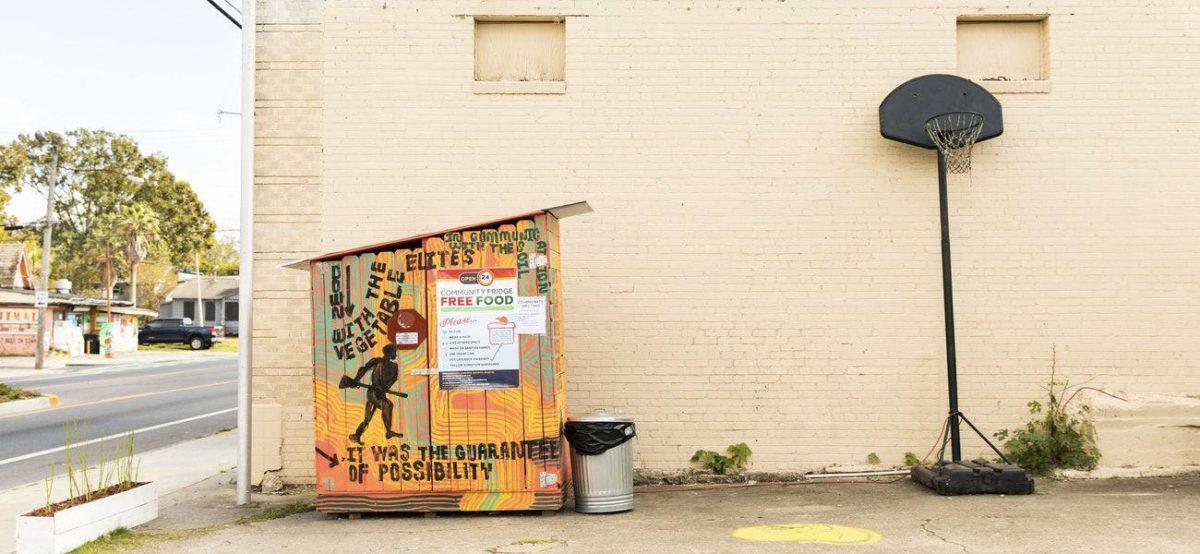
[203,0,242,28]
[222,0,242,16]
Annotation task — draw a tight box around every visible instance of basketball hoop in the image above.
[924,112,984,174]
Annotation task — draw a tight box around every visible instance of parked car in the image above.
[138,318,223,350]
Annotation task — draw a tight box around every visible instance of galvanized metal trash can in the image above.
[564,411,635,513]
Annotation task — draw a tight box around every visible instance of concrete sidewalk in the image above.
[0,430,237,554]
[0,350,234,379]
[121,471,1200,553]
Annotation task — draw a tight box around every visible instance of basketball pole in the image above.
[936,150,963,462]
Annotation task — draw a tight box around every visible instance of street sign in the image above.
[34,290,48,308]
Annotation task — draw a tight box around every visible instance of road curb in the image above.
[0,394,59,416]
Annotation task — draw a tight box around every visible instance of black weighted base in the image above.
[912,460,1035,496]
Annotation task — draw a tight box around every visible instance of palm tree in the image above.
[87,212,124,303]
[117,203,160,307]
[85,212,124,357]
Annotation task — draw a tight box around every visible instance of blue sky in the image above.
[0,0,242,234]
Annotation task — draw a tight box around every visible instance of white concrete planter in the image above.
[15,482,157,554]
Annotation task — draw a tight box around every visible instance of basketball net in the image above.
[924,112,984,174]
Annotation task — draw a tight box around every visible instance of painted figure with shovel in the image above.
[341,343,408,445]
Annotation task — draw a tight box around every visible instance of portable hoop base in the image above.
[909,151,1035,497]
[911,460,1035,496]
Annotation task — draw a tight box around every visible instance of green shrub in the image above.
[691,442,752,474]
[994,363,1105,474]
[903,452,920,466]
[865,452,880,465]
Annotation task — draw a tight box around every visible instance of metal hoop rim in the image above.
[923,111,985,134]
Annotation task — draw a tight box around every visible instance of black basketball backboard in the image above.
[879,74,1003,150]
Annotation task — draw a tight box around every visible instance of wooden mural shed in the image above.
[287,202,591,513]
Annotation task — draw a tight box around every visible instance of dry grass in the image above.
[0,383,39,403]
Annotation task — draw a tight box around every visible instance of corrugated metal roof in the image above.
[281,201,591,270]
[0,287,138,308]
[76,305,160,317]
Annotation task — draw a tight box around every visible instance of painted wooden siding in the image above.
[310,215,565,512]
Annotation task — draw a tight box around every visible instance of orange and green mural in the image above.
[309,212,568,513]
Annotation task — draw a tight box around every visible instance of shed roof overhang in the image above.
[281,201,591,270]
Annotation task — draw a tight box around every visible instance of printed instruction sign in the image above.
[435,267,519,390]
[514,296,547,335]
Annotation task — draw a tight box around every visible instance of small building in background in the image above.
[159,276,239,335]
[0,242,34,290]
[0,243,157,356]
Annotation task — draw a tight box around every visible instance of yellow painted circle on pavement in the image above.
[732,523,882,544]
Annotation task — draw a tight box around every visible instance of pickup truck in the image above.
[138,318,223,350]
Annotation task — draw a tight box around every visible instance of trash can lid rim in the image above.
[569,410,634,423]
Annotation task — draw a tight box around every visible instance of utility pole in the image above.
[34,150,58,370]
[104,244,114,358]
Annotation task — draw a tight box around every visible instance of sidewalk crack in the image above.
[921,518,970,553]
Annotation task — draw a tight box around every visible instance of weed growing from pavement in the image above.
[904,452,920,466]
[866,452,880,465]
[67,501,315,553]
[994,345,1115,474]
[691,443,752,474]
[236,501,314,524]
[71,527,142,553]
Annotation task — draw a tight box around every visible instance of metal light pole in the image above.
[236,0,256,507]
[34,150,58,370]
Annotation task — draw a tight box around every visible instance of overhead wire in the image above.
[203,0,242,29]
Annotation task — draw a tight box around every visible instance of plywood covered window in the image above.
[474,19,566,94]
[957,16,1049,93]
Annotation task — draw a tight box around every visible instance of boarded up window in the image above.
[957,18,1048,81]
[474,20,565,82]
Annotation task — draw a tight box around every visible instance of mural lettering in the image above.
[330,261,405,361]
[330,439,561,485]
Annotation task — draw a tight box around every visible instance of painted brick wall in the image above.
[254,1,1200,483]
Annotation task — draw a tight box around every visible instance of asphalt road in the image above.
[0,356,236,490]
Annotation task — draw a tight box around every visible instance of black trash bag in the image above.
[564,421,636,456]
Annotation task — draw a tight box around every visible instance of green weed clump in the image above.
[994,349,1111,474]
[691,442,752,474]
[0,383,39,402]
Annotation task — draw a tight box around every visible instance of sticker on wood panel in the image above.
[435,267,520,390]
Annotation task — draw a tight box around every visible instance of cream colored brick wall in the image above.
[255,1,1200,483]
[253,0,323,483]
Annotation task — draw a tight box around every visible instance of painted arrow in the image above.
[315,447,339,468]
